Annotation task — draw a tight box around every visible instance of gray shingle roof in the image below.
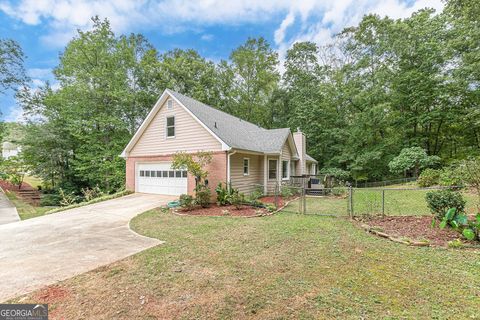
[306,154,317,163]
[168,90,291,154]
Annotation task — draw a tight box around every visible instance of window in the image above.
[268,159,277,180]
[243,158,249,176]
[151,170,156,177]
[167,99,173,110]
[162,171,168,178]
[166,116,175,137]
[168,171,175,178]
[145,170,151,177]
[282,160,289,180]
[156,171,162,177]
[140,170,145,177]
[182,171,188,178]
[175,171,182,178]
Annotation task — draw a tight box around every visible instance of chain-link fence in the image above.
[348,186,479,217]
[243,179,479,218]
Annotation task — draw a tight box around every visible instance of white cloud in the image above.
[0,0,445,55]
[200,34,214,41]
[4,105,25,123]
[27,68,52,79]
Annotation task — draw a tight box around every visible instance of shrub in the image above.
[280,185,294,198]
[439,167,463,187]
[417,169,440,187]
[194,184,211,208]
[425,190,466,219]
[81,185,103,202]
[229,192,245,210]
[58,188,79,206]
[249,185,264,201]
[215,182,239,206]
[331,186,347,197]
[40,193,62,206]
[179,194,195,210]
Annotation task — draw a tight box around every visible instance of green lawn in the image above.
[23,175,43,189]
[12,210,480,319]
[283,189,479,216]
[5,191,55,220]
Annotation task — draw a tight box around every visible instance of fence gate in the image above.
[279,177,350,216]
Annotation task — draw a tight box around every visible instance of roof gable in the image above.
[123,89,303,157]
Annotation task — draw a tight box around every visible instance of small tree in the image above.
[172,151,213,207]
[171,151,212,185]
[0,155,30,189]
[388,147,440,177]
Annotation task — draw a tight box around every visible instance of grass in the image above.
[23,175,43,189]
[283,188,479,216]
[5,190,55,220]
[11,210,480,319]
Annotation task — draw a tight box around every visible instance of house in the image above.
[2,142,21,160]
[122,89,317,196]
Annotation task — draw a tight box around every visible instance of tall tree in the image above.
[222,37,280,127]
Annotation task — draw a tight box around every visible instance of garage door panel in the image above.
[136,162,187,195]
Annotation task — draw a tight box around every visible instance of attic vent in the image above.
[167,99,173,110]
[214,122,217,129]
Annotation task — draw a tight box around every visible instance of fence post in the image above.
[349,186,354,217]
[303,184,306,214]
[382,189,385,217]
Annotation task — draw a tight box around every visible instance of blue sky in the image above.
[0,0,443,122]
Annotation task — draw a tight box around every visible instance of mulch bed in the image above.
[360,216,475,247]
[177,204,267,217]
[0,179,35,192]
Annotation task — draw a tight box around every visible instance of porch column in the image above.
[263,155,268,195]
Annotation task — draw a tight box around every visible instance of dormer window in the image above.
[167,99,173,110]
[166,116,175,138]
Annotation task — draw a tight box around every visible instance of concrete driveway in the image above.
[0,193,175,302]
[0,190,20,225]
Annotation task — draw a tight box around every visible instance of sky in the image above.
[0,0,444,122]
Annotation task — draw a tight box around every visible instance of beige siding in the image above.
[230,153,263,195]
[130,97,222,156]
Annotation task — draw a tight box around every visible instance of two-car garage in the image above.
[136,162,188,195]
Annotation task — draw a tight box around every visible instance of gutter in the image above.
[226,150,237,189]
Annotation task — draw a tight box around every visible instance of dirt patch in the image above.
[178,204,267,217]
[361,216,472,247]
[32,285,71,304]
[258,196,294,208]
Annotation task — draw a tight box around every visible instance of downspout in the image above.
[227,150,237,189]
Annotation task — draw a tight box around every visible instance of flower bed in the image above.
[358,216,478,247]
[176,204,267,217]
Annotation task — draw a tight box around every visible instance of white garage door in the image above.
[136,162,187,195]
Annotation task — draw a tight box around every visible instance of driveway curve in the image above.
[0,193,175,302]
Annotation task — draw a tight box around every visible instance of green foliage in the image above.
[0,155,30,188]
[438,166,463,187]
[249,185,264,201]
[0,38,27,94]
[45,190,132,214]
[417,169,441,187]
[425,190,466,220]
[229,192,245,210]
[81,185,103,202]
[388,147,440,177]
[58,188,79,207]
[320,168,351,181]
[215,182,241,206]
[172,151,212,183]
[179,194,194,211]
[331,187,348,197]
[194,184,211,208]
[280,185,294,198]
[40,193,62,207]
